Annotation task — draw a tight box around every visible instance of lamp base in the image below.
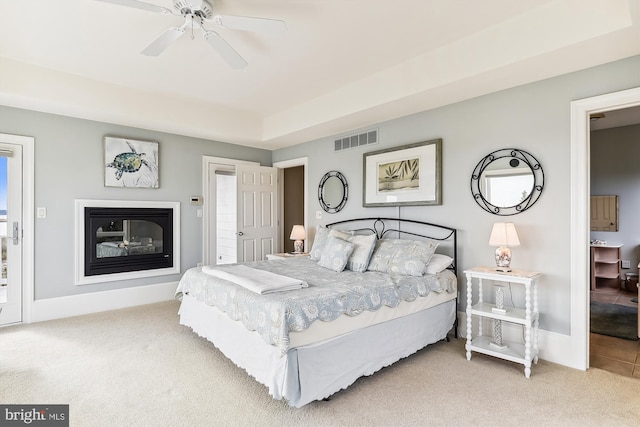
[293,240,304,253]
[494,246,512,272]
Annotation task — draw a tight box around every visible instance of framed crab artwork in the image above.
[104,137,159,188]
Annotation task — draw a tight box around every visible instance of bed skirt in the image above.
[178,294,456,407]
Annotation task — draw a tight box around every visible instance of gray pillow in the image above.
[309,226,352,261]
[367,238,439,276]
[345,233,377,273]
[309,225,330,261]
[318,235,355,272]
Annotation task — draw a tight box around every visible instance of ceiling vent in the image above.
[334,129,378,151]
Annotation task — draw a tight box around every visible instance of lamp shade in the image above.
[488,222,520,247]
[290,225,306,240]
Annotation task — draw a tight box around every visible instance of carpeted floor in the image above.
[2,300,640,426]
[590,301,639,341]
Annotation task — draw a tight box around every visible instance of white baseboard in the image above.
[29,282,178,323]
[457,311,583,371]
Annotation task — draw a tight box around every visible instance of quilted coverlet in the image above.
[175,258,456,353]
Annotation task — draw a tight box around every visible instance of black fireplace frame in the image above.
[84,207,174,276]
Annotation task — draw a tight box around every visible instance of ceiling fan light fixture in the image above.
[173,0,213,20]
[97,0,285,68]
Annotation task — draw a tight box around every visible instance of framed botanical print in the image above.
[363,139,442,207]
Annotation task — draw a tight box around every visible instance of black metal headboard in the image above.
[326,217,457,276]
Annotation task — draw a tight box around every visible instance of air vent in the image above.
[334,129,378,151]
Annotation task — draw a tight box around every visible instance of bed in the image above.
[175,217,458,407]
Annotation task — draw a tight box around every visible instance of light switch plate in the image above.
[36,207,47,218]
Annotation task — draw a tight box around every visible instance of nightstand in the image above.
[266,252,309,261]
[463,266,541,378]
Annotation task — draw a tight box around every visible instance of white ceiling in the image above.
[1,0,639,149]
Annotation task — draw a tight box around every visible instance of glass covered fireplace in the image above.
[75,200,180,284]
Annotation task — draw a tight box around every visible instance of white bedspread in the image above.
[201,264,308,294]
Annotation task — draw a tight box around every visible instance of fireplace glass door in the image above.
[96,219,163,258]
[85,207,173,276]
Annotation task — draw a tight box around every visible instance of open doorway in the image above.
[273,157,308,254]
[282,166,305,253]
[214,169,237,264]
[588,106,640,377]
[570,87,640,372]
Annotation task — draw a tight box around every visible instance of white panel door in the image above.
[0,142,23,325]
[236,164,277,262]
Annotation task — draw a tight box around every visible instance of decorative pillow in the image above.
[309,226,352,261]
[309,225,330,261]
[317,235,355,272]
[367,238,439,276]
[425,254,453,275]
[345,233,377,273]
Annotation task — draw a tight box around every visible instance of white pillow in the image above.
[345,234,377,273]
[425,254,453,274]
[318,235,355,272]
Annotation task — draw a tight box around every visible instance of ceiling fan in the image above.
[96,0,287,69]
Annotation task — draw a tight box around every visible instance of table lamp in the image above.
[488,222,520,272]
[290,225,306,253]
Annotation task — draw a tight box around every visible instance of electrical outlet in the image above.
[622,260,631,269]
[316,210,322,219]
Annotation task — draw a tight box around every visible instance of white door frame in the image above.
[0,133,34,324]
[570,86,640,370]
[202,156,258,266]
[273,157,308,252]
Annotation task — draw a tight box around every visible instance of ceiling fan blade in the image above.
[94,0,173,15]
[212,15,287,34]
[141,27,185,56]
[204,31,248,69]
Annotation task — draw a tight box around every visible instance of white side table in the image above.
[463,266,541,378]
[266,252,309,261]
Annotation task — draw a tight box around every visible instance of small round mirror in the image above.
[318,171,348,213]
[470,149,544,215]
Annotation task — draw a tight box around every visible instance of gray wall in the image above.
[0,106,271,299]
[591,124,640,276]
[2,54,639,333]
[273,54,640,335]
